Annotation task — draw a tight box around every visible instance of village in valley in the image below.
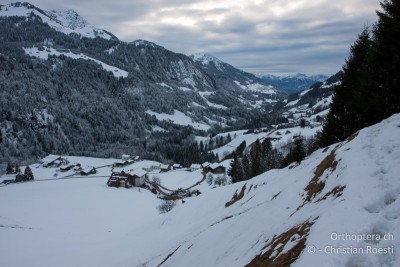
[0,105,326,197]
[1,0,399,266]
[1,152,230,202]
[0,98,328,201]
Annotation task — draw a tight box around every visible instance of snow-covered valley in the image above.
[1,114,399,267]
[1,1,399,266]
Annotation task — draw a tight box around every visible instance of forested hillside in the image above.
[0,5,282,166]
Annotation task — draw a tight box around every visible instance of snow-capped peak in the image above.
[130,39,163,49]
[190,53,223,67]
[50,9,89,30]
[0,2,115,40]
[190,53,227,72]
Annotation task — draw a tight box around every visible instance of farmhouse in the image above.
[73,164,82,172]
[41,155,69,168]
[201,162,211,172]
[205,163,226,174]
[160,164,171,173]
[121,154,131,161]
[129,169,147,186]
[190,164,202,172]
[113,159,134,167]
[202,162,211,168]
[172,163,182,170]
[142,164,161,172]
[107,169,147,188]
[60,165,75,172]
[107,172,132,188]
[80,167,97,176]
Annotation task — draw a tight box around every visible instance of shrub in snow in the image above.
[152,175,161,186]
[157,199,176,214]
[206,173,214,185]
[214,174,227,186]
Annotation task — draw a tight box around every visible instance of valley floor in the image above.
[1,115,400,267]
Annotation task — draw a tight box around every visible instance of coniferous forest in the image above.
[1,0,399,174]
[319,0,400,147]
[0,14,268,167]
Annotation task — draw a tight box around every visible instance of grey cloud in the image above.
[26,0,380,75]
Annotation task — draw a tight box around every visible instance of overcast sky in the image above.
[22,0,381,76]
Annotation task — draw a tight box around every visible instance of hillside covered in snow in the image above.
[0,2,291,166]
[0,2,115,39]
[1,114,399,267]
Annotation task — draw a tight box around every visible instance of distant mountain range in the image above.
[190,53,285,98]
[260,73,328,93]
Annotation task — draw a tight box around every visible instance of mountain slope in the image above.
[0,2,116,39]
[261,73,328,93]
[134,114,400,267]
[0,2,267,164]
[271,72,342,130]
[190,53,287,104]
[190,53,275,93]
[0,114,398,267]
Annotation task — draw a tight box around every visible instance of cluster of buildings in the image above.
[108,161,226,189]
[189,162,226,174]
[38,154,226,190]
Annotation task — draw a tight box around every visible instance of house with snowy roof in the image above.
[202,162,211,168]
[107,169,147,188]
[129,169,147,186]
[172,163,182,170]
[121,154,131,161]
[190,164,202,172]
[160,164,171,173]
[40,155,69,168]
[204,163,226,174]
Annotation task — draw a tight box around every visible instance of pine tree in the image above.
[6,162,14,174]
[261,139,273,170]
[281,137,305,167]
[14,163,21,174]
[300,119,306,128]
[292,137,306,163]
[368,0,400,122]
[319,1,400,148]
[24,166,34,180]
[250,139,263,178]
[242,154,250,181]
[271,148,283,169]
[228,152,243,183]
[319,28,372,147]
[227,133,232,143]
[236,141,246,157]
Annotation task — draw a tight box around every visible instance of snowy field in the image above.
[0,177,159,267]
[146,109,211,130]
[1,114,399,267]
